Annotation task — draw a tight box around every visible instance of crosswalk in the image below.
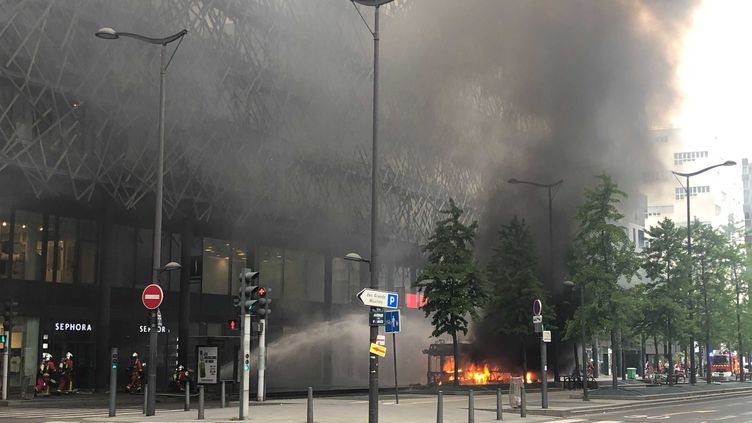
[0,407,184,421]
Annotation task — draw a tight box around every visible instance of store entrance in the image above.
[49,341,95,391]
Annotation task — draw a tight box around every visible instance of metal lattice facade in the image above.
[0,0,482,247]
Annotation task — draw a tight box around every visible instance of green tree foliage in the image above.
[641,218,689,371]
[485,216,548,377]
[568,174,638,389]
[414,198,486,385]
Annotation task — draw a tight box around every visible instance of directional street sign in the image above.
[357,288,399,309]
[369,343,387,357]
[532,315,542,324]
[542,330,552,342]
[142,284,164,310]
[385,310,400,334]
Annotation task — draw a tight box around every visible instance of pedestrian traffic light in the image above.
[244,352,250,371]
[228,319,239,330]
[238,268,260,314]
[0,334,5,344]
[111,351,118,369]
[3,300,18,330]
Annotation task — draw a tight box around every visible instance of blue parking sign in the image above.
[386,293,398,309]
[384,310,400,334]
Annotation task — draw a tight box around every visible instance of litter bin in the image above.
[627,367,636,380]
[509,377,523,407]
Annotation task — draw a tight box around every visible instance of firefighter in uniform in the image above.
[57,352,74,393]
[41,353,58,396]
[125,353,144,393]
[35,353,51,396]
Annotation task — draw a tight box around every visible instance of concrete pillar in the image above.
[323,253,333,387]
[178,222,193,368]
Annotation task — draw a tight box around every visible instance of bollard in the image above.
[221,381,226,408]
[307,386,313,423]
[143,384,148,415]
[496,387,503,420]
[436,390,443,423]
[109,347,118,417]
[184,381,190,411]
[197,385,205,420]
[468,389,475,423]
[520,384,526,418]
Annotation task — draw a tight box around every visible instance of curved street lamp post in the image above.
[672,160,736,385]
[95,27,187,417]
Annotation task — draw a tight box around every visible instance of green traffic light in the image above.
[111,364,117,369]
[0,335,5,343]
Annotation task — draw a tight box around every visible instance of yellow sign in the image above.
[369,343,387,357]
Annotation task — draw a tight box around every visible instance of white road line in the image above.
[551,419,587,423]
[714,417,737,421]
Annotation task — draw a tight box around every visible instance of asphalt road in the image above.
[559,394,752,422]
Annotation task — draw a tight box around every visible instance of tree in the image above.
[414,198,487,385]
[567,174,638,389]
[485,216,549,379]
[642,218,689,383]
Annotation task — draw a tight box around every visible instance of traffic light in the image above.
[3,300,18,330]
[111,351,119,369]
[238,268,260,315]
[228,319,239,330]
[0,334,5,344]
[252,287,271,319]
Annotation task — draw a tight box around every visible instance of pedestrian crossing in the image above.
[0,407,184,420]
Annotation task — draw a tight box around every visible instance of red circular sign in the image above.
[142,284,164,310]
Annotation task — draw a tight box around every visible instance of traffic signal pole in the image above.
[2,328,8,401]
[240,311,250,420]
[257,319,266,401]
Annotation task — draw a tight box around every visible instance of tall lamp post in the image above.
[563,280,588,401]
[95,27,187,416]
[350,2,394,422]
[508,178,564,384]
[672,160,736,385]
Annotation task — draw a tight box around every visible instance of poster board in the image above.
[197,346,218,384]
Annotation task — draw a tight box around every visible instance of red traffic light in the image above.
[228,319,239,330]
[257,287,266,297]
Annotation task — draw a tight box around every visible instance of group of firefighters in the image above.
[35,351,191,396]
[34,352,75,396]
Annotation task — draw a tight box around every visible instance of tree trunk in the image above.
[553,331,560,382]
[620,328,626,381]
[573,339,580,376]
[452,331,459,386]
[639,333,646,377]
[653,336,660,370]
[611,329,618,389]
[667,317,673,385]
[592,337,600,377]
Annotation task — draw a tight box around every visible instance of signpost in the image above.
[369,308,386,326]
[384,310,401,404]
[533,298,547,409]
[358,288,399,409]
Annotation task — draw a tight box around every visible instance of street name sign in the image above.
[542,330,551,342]
[357,288,399,309]
[142,284,164,310]
[369,308,385,326]
[385,310,401,334]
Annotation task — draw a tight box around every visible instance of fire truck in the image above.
[710,351,739,381]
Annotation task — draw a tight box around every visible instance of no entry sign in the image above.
[142,284,164,310]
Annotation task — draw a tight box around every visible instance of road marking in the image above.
[551,419,586,423]
[714,417,737,421]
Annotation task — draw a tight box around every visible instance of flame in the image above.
[439,357,514,385]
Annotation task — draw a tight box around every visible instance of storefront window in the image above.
[0,209,11,279]
[13,211,43,281]
[230,244,247,295]
[135,229,153,288]
[108,224,135,288]
[259,246,283,298]
[332,257,359,304]
[57,217,77,283]
[284,249,324,303]
[202,238,231,295]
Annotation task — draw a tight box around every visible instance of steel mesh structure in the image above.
[0,0,483,246]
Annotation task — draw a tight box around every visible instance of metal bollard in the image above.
[221,381,226,408]
[109,347,117,417]
[184,381,190,411]
[496,387,503,420]
[197,385,205,420]
[143,384,148,415]
[307,386,313,423]
[436,390,443,423]
[468,389,474,423]
[520,384,526,418]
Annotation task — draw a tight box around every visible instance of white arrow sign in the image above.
[357,288,399,309]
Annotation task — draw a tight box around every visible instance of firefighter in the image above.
[125,353,144,393]
[44,354,58,396]
[57,352,74,393]
[35,353,51,396]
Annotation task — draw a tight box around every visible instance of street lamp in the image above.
[563,280,588,401]
[672,160,736,385]
[350,2,394,422]
[96,26,187,417]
